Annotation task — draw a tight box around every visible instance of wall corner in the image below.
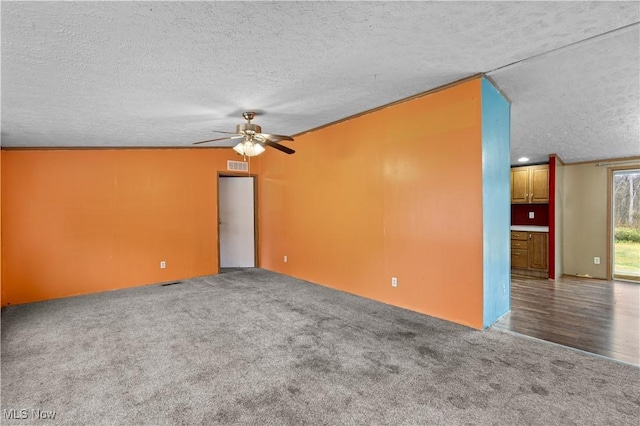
[481,78,511,328]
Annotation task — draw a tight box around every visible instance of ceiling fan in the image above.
[193,111,295,156]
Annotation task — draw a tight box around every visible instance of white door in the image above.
[219,176,255,268]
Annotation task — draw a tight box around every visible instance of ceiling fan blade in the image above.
[261,133,294,142]
[193,135,242,145]
[263,140,295,155]
[212,129,240,135]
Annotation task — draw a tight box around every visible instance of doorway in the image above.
[218,174,257,270]
[611,168,640,282]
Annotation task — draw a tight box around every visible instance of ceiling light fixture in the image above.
[518,157,530,163]
[233,140,265,157]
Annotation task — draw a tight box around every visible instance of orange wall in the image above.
[259,79,485,328]
[1,148,245,306]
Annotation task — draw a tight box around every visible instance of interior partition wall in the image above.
[481,78,511,328]
[259,76,511,330]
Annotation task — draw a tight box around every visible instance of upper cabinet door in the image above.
[510,164,549,204]
[511,167,530,203]
[529,165,549,203]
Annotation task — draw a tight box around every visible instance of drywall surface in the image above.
[562,162,608,278]
[259,79,485,329]
[1,148,241,305]
[481,78,511,328]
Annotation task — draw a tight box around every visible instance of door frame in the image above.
[217,172,259,272]
[607,165,639,281]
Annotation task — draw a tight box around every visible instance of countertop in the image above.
[510,225,549,232]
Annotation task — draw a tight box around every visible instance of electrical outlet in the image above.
[594,257,600,265]
[528,211,535,219]
[284,255,287,263]
[391,277,398,287]
[160,261,166,269]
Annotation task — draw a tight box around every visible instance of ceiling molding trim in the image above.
[294,73,484,138]
[567,155,640,167]
[481,74,512,104]
[0,146,234,152]
[549,153,566,166]
[487,21,640,76]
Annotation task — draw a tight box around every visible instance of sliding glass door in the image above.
[612,168,640,281]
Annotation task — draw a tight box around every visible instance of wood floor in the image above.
[493,275,639,365]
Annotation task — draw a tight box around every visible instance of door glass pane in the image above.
[613,170,640,281]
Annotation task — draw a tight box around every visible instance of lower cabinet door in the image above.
[528,232,548,270]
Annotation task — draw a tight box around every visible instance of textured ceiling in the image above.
[1,1,639,164]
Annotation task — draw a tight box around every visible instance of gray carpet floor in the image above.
[1,269,639,425]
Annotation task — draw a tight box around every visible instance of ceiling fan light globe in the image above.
[232,143,245,155]
[246,143,265,156]
[233,141,265,157]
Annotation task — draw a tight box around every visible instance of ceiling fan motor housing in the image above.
[236,123,261,135]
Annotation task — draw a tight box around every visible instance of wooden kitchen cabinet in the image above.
[511,231,548,276]
[510,231,529,269]
[511,168,530,203]
[510,164,549,204]
[511,248,529,269]
[528,232,548,270]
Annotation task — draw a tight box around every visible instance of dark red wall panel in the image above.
[511,204,549,226]
[548,156,556,279]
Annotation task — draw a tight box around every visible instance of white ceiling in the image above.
[1,1,639,164]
